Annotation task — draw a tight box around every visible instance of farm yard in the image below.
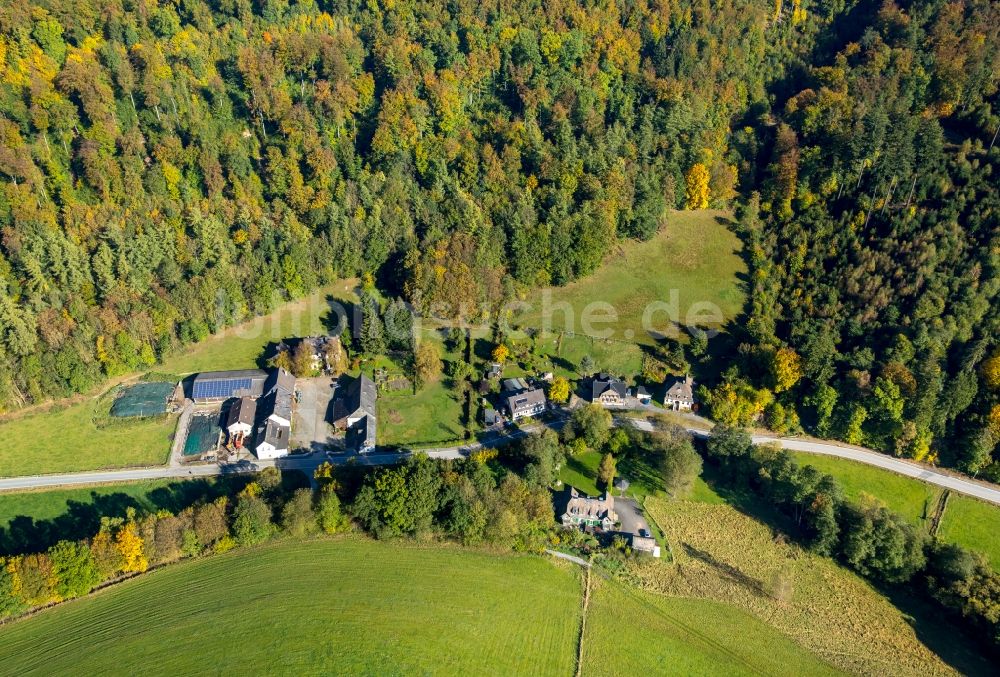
[0,539,582,676]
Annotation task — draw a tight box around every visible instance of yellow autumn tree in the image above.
[549,376,570,403]
[770,346,803,393]
[684,163,710,209]
[491,344,510,364]
[115,519,148,574]
[982,351,1000,390]
[988,404,1000,439]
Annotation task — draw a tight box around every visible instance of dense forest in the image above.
[0,1,997,472]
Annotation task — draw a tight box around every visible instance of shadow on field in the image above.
[697,459,999,676]
[0,472,315,557]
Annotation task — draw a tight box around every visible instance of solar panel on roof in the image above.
[193,377,254,399]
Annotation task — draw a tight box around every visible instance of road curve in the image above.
[672,426,1000,506]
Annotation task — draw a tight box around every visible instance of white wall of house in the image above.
[255,442,289,460]
[227,422,252,437]
[268,413,291,427]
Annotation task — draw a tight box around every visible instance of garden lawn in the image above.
[0,401,176,477]
[0,538,581,676]
[583,577,841,676]
[513,210,744,344]
[635,499,988,675]
[789,452,942,528]
[160,281,357,375]
[560,450,602,496]
[937,494,1000,571]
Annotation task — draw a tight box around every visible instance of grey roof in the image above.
[591,374,627,401]
[335,374,376,422]
[271,368,296,395]
[665,376,695,401]
[226,397,257,428]
[347,414,377,451]
[259,419,290,450]
[503,377,530,393]
[635,386,650,397]
[272,389,293,422]
[561,487,616,524]
[506,388,546,415]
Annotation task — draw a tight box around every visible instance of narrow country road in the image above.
[2,413,999,507]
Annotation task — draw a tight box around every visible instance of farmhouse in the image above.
[191,369,269,402]
[559,487,617,530]
[225,397,256,448]
[506,388,546,421]
[664,375,696,411]
[254,368,297,460]
[590,374,628,408]
[334,374,377,452]
[274,335,345,374]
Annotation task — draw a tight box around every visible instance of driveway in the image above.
[291,376,339,452]
[615,497,649,536]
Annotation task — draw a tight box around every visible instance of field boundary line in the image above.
[575,563,592,677]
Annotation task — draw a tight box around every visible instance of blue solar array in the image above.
[192,377,253,400]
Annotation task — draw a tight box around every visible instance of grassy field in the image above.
[583,577,841,676]
[937,494,1000,571]
[512,210,745,345]
[160,281,358,375]
[635,499,987,675]
[0,401,176,477]
[0,538,582,675]
[789,452,942,527]
[0,480,180,529]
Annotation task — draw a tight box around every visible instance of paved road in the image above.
[3,412,999,507]
[629,418,1000,507]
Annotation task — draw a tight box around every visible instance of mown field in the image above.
[791,452,1000,570]
[583,577,841,676]
[635,499,988,676]
[937,494,1000,572]
[0,401,176,478]
[512,210,745,345]
[0,538,582,676]
[789,452,942,527]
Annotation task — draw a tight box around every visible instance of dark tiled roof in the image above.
[591,374,627,400]
[337,374,376,421]
[259,419,290,450]
[226,397,257,428]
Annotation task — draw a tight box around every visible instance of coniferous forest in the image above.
[0,1,997,473]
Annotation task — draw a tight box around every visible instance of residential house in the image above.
[559,487,617,530]
[664,375,695,411]
[505,388,546,421]
[334,374,377,452]
[591,373,628,408]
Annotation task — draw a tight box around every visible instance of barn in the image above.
[191,369,269,402]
